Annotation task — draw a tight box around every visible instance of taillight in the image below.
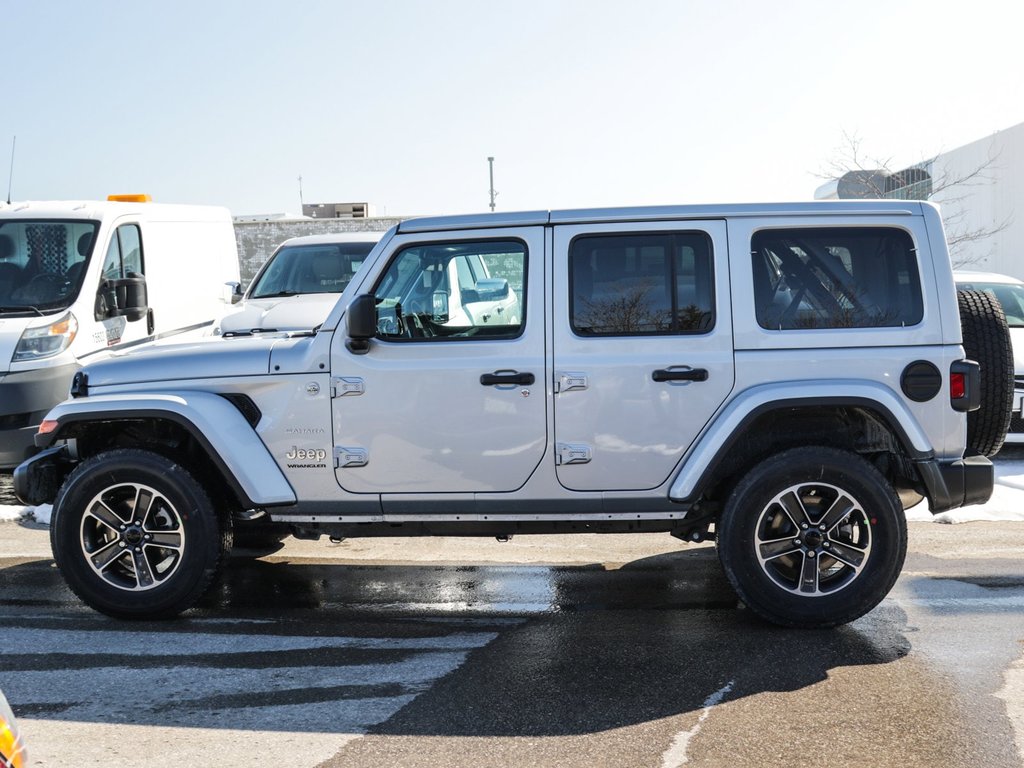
[950,360,981,412]
[950,372,966,400]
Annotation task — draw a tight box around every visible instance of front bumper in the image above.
[0,363,79,469]
[917,455,994,514]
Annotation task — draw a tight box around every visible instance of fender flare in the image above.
[38,391,296,508]
[669,380,934,502]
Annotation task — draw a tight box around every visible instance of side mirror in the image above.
[95,274,149,322]
[476,277,509,300]
[345,294,377,354]
[223,281,243,304]
[432,290,449,322]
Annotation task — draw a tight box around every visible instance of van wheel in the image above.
[958,289,1014,457]
[716,447,906,628]
[50,449,228,619]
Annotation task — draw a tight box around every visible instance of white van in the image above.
[0,195,240,468]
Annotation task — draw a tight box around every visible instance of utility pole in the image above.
[298,175,304,211]
[487,156,497,212]
[6,136,15,204]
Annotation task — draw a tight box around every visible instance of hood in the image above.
[218,294,339,334]
[82,336,277,388]
[0,316,32,375]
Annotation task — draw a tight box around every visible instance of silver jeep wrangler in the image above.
[14,201,1012,627]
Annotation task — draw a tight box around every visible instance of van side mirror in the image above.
[345,294,377,354]
[432,290,449,322]
[223,281,243,304]
[94,274,149,322]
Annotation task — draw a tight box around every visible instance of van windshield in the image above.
[0,219,99,314]
[249,241,376,299]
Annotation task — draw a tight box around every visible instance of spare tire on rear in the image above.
[958,289,1014,457]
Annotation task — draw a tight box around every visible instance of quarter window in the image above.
[570,232,714,336]
[373,240,526,341]
[752,227,922,330]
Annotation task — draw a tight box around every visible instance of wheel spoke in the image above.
[799,552,820,593]
[90,539,125,571]
[819,494,856,532]
[134,488,155,526]
[778,490,810,529]
[130,550,155,589]
[826,540,866,569]
[758,536,801,561]
[86,500,125,532]
[146,531,183,550]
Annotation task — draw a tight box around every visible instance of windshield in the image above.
[0,219,99,314]
[957,280,1024,328]
[249,241,376,299]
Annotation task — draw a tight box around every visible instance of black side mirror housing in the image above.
[346,294,377,354]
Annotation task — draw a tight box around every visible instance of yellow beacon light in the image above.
[107,194,152,202]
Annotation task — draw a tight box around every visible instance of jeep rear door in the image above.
[330,226,546,495]
[551,219,734,491]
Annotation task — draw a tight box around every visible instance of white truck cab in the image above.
[0,196,239,468]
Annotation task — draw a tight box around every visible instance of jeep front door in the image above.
[330,228,545,495]
[552,220,734,491]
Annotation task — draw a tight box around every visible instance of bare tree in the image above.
[818,131,1011,266]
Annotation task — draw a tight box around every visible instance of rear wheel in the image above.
[717,447,906,628]
[50,449,228,619]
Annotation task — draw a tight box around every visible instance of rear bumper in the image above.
[917,455,994,514]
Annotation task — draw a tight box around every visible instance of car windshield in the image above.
[957,280,1024,328]
[249,241,376,299]
[0,219,99,314]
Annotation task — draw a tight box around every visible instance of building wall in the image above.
[929,121,1024,273]
[233,216,404,284]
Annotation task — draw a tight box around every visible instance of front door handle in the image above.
[481,370,535,386]
[652,367,709,383]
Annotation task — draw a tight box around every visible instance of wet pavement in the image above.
[1,518,1023,767]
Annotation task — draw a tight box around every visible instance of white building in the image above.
[815,121,1024,273]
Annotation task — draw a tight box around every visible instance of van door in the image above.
[552,220,734,491]
[331,227,546,496]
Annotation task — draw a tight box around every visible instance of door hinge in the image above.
[334,446,369,468]
[331,377,365,397]
[555,442,592,465]
[554,372,589,394]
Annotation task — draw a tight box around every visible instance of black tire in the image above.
[958,289,1014,457]
[49,449,229,619]
[716,447,906,628]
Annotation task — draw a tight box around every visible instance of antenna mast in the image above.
[6,136,14,204]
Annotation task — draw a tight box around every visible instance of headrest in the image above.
[0,233,14,259]
[78,232,93,257]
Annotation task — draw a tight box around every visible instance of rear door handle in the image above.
[480,370,535,386]
[652,368,708,383]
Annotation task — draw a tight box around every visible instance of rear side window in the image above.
[752,227,922,330]
[570,232,714,336]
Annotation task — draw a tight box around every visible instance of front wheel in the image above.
[50,449,229,619]
[716,447,906,628]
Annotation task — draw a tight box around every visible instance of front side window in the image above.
[373,240,526,341]
[752,227,922,330]
[570,232,714,336]
[102,224,145,280]
[0,219,99,312]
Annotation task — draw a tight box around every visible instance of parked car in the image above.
[955,270,1024,445]
[0,688,27,768]
[16,201,1011,628]
[215,232,384,335]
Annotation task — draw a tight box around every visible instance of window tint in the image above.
[373,240,526,341]
[250,241,376,298]
[570,232,714,336]
[752,227,922,330]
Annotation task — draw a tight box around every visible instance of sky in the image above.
[4,0,1023,218]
